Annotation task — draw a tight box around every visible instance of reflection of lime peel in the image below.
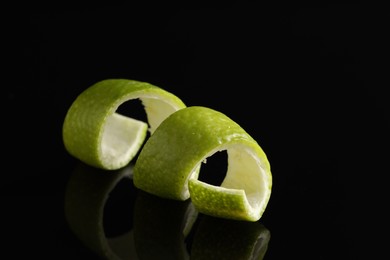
[107,230,138,260]
[134,106,272,222]
[133,191,198,259]
[252,228,271,260]
[182,202,198,237]
[62,79,186,170]
[64,163,137,260]
[190,216,271,259]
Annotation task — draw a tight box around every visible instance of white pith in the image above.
[188,144,271,220]
[101,113,148,169]
[99,94,185,169]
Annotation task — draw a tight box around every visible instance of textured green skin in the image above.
[134,106,269,197]
[62,79,186,169]
[134,106,272,221]
[133,106,250,199]
[189,180,248,220]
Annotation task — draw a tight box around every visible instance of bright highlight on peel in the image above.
[62,79,272,222]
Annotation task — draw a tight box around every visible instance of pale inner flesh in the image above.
[222,147,268,210]
[100,95,184,169]
[101,113,148,168]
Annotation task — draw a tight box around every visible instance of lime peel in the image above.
[133,106,272,222]
[62,79,186,170]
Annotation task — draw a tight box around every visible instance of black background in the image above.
[2,3,387,259]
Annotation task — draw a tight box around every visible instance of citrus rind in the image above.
[133,106,272,221]
[62,79,186,170]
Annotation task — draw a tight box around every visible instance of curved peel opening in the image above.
[63,79,186,171]
[187,145,271,221]
[141,95,186,134]
[99,93,186,170]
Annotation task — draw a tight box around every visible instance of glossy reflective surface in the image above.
[2,4,386,259]
[63,163,271,259]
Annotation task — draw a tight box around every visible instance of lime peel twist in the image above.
[133,106,272,221]
[63,79,272,222]
[62,79,186,170]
